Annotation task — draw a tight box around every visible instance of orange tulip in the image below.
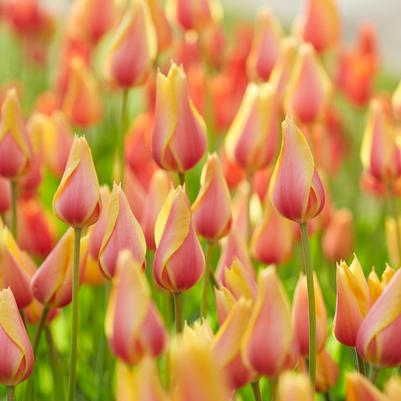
[315,349,339,393]
[345,372,387,401]
[53,136,100,228]
[0,288,34,385]
[276,371,314,401]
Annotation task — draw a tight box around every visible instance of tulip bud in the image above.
[192,154,232,241]
[334,256,370,347]
[284,44,331,124]
[225,82,278,172]
[293,273,327,355]
[269,116,325,223]
[276,371,314,401]
[62,57,101,127]
[356,267,401,367]
[346,372,387,401]
[315,349,339,393]
[31,228,88,308]
[242,267,293,377]
[53,136,100,228]
[106,251,167,364]
[99,183,146,279]
[247,7,282,82]
[105,0,157,88]
[0,177,11,213]
[146,0,172,53]
[152,63,207,172]
[0,88,30,179]
[0,288,34,385]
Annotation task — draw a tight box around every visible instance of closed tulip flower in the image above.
[0,288,34,385]
[99,183,146,279]
[105,0,156,88]
[242,266,294,377]
[53,136,100,228]
[345,372,387,401]
[276,372,314,401]
[0,176,11,213]
[356,267,401,367]
[269,116,325,223]
[106,251,167,365]
[153,186,204,292]
[152,63,207,173]
[315,349,339,393]
[192,154,232,241]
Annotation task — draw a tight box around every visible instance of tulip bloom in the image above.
[152,63,207,173]
[225,82,278,172]
[269,116,325,223]
[0,288,34,385]
[31,228,88,308]
[106,0,156,88]
[346,372,387,401]
[356,267,401,367]
[242,266,293,377]
[334,256,370,347]
[247,7,282,82]
[0,177,11,213]
[0,88,30,179]
[315,349,339,393]
[284,44,331,124]
[106,251,167,365]
[53,136,100,228]
[192,154,232,241]
[99,184,146,279]
[276,371,314,401]
[153,186,204,292]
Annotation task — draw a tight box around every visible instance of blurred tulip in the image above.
[242,266,294,377]
[53,136,100,228]
[202,22,226,69]
[0,288,34,385]
[247,7,282,82]
[315,349,339,393]
[106,251,167,364]
[152,63,207,172]
[225,82,278,172]
[0,88,30,179]
[269,116,325,223]
[147,0,172,53]
[215,286,236,324]
[99,183,146,279]
[141,170,171,250]
[284,44,331,124]
[123,166,146,221]
[293,273,327,355]
[153,186,204,292]
[0,177,11,213]
[105,0,156,88]
[62,57,101,127]
[386,217,401,266]
[276,371,314,401]
[345,372,387,401]
[356,267,401,367]
[386,376,401,401]
[192,154,232,241]
[334,256,370,347]
[31,228,88,308]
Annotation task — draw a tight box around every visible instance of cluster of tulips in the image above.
[2,0,401,400]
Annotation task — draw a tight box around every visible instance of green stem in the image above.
[387,193,401,266]
[201,242,213,318]
[45,326,64,401]
[32,306,49,354]
[11,180,17,238]
[270,378,277,401]
[178,172,186,187]
[355,348,366,376]
[299,222,316,387]
[173,292,183,333]
[7,386,15,401]
[67,227,82,401]
[369,366,379,383]
[251,380,263,401]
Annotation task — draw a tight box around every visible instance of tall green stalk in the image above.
[32,306,49,353]
[7,386,15,401]
[201,241,213,318]
[251,380,263,401]
[173,292,183,333]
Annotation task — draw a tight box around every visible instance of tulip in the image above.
[386,376,401,401]
[105,0,157,88]
[284,44,331,124]
[0,88,30,179]
[53,136,100,228]
[153,186,205,293]
[242,266,293,377]
[247,7,282,82]
[106,251,167,364]
[124,166,146,220]
[345,372,387,401]
[334,256,370,347]
[269,115,325,223]
[356,267,401,367]
[300,0,340,53]
[0,177,11,214]
[368,265,395,305]
[315,349,339,393]
[152,63,207,173]
[62,57,101,127]
[225,82,278,172]
[0,288,34,385]
[31,228,88,308]
[99,183,146,279]
[386,217,401,266]
[215,286,236,324]
[192,154,232,241]
[276,372,314,401]
[146,0,172,53]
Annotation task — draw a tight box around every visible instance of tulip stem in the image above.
[369,366,379,383]
[11,180,17,238]
[251,380,263,401]
[67,227,82,401]
[173,292,183,333]
[7,386,15,401]
[178,172,186,187]
[354,348,366,376]
[387,193,401,266]
[299,222,316,387]
[201,241,213,318]
[32,306,49,354]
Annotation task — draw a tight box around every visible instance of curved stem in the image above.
[251,380,263,401]
[173,292,183,333]
[355,348,366,376]
[32,306,49,354]
[67,227,82,401]
[299,222,316,387]
[11,180,17,238]
[201,242,213,318]
[7,386,15,401]
[387,193,401,265]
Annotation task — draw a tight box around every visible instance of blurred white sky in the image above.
[223,0,401,73]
